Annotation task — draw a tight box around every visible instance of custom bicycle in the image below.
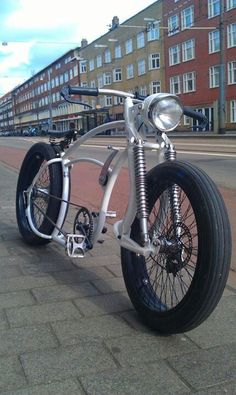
[16,86,231,334]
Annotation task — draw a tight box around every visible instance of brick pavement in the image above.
[0,158,236,394]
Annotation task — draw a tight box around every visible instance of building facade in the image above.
[163,0,236,131]
[0,91,14,132]
[12,48,83,133]
[77,1,164,130]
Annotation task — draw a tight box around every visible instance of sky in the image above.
[0,0,156,96]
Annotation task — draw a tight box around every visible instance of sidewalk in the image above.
[0,162,236,394]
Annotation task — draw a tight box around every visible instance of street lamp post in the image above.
[219,0,226,134]
[47,70,53,129]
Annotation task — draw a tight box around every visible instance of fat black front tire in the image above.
[121,161,231,334]
[16,142,62,245]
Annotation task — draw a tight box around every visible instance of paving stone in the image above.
[20,343,117,384]
[32,283,99,303]
[167,343,236,391]
[76,254,121,268]
[20,260,75,275]
[51,315,134,345]
[0,275,56,293]
[105,263,123,277]
[105,333,198,367]
[0,243,11,258]
[6,301,82,327]
[92,277,126,294]
[0,274,56,293]
[51,266,115,285]
[80,362,190,395]
[194,381,236,394]
[0,265,22,279]
[0,255,40,266]
[0,291,35,309]
[0,356,27,392]
[186,295,236,348]
[0,311,7,330]
[0,379,83,395]
[0,325,58,356]
[74,292,133,317]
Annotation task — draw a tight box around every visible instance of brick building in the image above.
[163,0,236,131]
[12,48,83,133]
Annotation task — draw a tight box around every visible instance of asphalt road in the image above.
[0,136,236,190]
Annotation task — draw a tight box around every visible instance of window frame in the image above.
[182,39,195,62]
[170,75,181,94]
[183,71,196,93]
[209,65,220,88]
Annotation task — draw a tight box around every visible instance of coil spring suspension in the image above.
[133,141,149,244]
[165,145,181,233]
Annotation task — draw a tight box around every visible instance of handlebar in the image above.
[183,106,208,130]
[60,85,209,130]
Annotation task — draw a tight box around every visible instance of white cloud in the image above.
[5,0,82,31]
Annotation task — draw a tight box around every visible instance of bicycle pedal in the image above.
[106,211,116,218]
[66,234,86,258]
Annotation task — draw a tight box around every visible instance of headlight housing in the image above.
[143,93,183,132]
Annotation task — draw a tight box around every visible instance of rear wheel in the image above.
[16,142,62,245]
[121,161,231,334]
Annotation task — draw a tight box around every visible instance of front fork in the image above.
[165,144,182,238]
[133,140,149,245]
[133,139,181,247]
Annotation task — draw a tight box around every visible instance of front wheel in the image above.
[121,161,231,334]
[16,142,63,245]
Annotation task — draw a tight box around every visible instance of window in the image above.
[80,61,87,73]
[64,71,69,83]
[125,39,133,54]
[113,68,122,82]
[230,100,236,122]
[139,85,147,96]
[97,75,103,88]
[227,0,236,10]
[228,61,236,84]
[96,54,102,68]
[105,96,112,107]
[104,49,111,63]
[183,72,196,92]
[209,30,220,53]
[170,75,181,94]
[137,32,145,48]
[138,59,146,75]
[169,44,181,65]
[168,14,179,35]
[114,96,124,105]
[115,44,121,58]
[209,66,220,87]
[89,59,94,71]
[182,39,195,61]
[208,0,220,18]
[181,6,194,30]
[147,21,160,41]
[151,81,161,94]
[126,64,134,79]
[103,72,112,85]
[149,53,160,70]
[227,23,236,48]
[90,80,96,88]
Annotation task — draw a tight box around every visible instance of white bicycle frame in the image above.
[25,94,173,258]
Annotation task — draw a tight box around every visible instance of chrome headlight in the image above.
[143,93,183,132]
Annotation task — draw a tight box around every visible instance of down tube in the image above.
[92,148,129,244]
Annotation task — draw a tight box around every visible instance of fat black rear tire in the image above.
[16,142,62,245]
